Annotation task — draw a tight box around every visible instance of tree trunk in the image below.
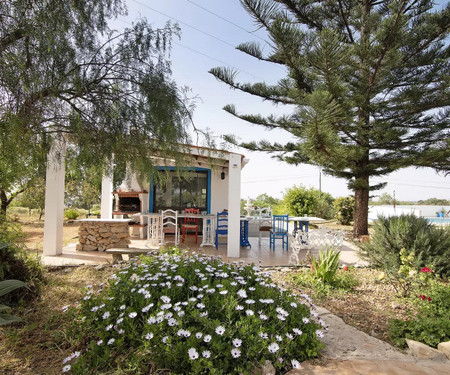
[353,177,369,236]
[0,189,8,217]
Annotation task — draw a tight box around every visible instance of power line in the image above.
[130,0,237,49]
[186,0,268,43]
[242,174,317,183]
[116,18,266,80]
[172,42,266,80]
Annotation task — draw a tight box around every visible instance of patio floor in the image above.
[41,235,365,267]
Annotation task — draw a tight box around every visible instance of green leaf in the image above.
[0,313,22,326]
[0,280,27,297]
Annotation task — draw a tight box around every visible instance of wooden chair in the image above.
[161,209,179,245]
[181,208,200,244]
[215,211,228,248]
[270,214,289,251]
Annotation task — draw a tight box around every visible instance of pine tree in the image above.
[210,0,450,236]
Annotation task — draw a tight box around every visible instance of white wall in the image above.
[368,205,450,221]
[210,168,228,214]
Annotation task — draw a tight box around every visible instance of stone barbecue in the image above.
[76,219,131,252]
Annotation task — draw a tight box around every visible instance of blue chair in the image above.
[270,215,289,250]
[215,211,228,248]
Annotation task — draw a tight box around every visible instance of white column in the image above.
[43,137,66,256]
[101,158,113,219]
[227,153,241,258]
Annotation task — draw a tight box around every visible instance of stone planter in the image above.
[76,219,131,252]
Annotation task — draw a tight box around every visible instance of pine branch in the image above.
[209,67,296,104]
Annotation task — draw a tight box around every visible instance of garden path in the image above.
[292,306,450,374]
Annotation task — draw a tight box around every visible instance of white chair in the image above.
[161,209,179,245]
[258,207,273,245]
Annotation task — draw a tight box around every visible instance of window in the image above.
[152,169,209,213]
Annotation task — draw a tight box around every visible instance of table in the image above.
[289,216,325,244]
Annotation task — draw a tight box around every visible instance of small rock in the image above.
[437,341,450,360]
[406,339,448,361]
[64,267,73,273]
[391,302,402,309]
[252,360,275,375]
[95,265,106,271]
[284,370,302,375]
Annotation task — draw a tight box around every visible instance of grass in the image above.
[0,266,115,375]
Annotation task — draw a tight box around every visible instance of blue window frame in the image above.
[149,167,211,214]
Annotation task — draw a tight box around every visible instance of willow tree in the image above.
[210,0,450,236]
[0,0,192,216]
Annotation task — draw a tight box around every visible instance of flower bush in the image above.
[64,253,324,374]
[389,279,450,348]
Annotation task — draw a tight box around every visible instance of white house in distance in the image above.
[43,141,248,259]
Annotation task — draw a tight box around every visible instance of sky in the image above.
[116,0,449,202]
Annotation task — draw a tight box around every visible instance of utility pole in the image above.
[319,168,322,197]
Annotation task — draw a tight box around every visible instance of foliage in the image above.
[290,267,359,299]
[0,221,44,302]
[374,193,394,206]
[1,0,194,216]
[210,0,450,236]
[66,253,324,374]
[310,247,341,284]
[418,198,450,206]
[64,209,80,220]
[14,177,46,219]
[333,196,354,225]
[378,249,435,297]
[389,280,450,348]
[358,215,450,277]
[251,193,282,210]
[279,185,334,219]
[0,279,27,326]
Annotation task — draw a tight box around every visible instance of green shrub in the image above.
[333,196,354,225]
[0,279,27,325]
[65,253,324,374]
[64,208,80,220]
[280,185,335,219]
[290,268,359,298]
[310,247,341,284]
[358,215,450,277]
[389,281,450,348]
[0,221,44,303]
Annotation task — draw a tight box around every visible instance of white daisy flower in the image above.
[237,289,247,298]
[235,305,244,311]
[188,347,199,360]
[231,348,241,358]
[195,332,203,339]
[268,342,280,353]
[215,326,225,335]
[293,328,303,336]
[102,311,110,319]
[232,338,242,347]
[107,338,115,345]
[316,330,324,338]
[62,364,71,373]
[245,309,254,316]
[302,317,310,324]
[291,359,301,369]
[97,339,103,346]
[202,350,211,358]
[129,312,137,318]
[204,334,212,342]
